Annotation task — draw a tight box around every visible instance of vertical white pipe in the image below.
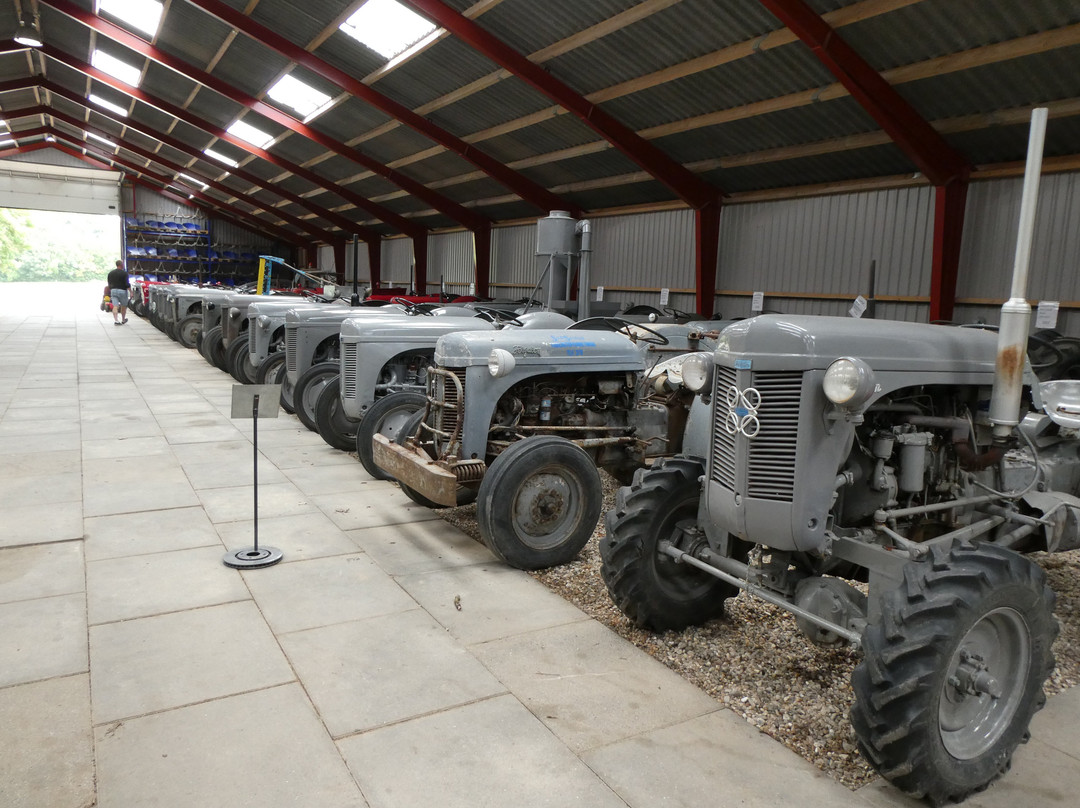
[989,108,1048,438]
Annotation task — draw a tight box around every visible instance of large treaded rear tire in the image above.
[600,457,734,631]
[851,541,1057,806]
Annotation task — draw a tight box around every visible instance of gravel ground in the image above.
[437,473,1080,791]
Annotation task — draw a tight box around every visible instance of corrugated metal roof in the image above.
[371,37,499,111]
[480,0,646,57]
[249,0,354,48]
[209,34,290,99]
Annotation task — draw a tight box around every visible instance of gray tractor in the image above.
[372,319,719,569]
[171,287,233,348]
[317,308,573,452]
[598,109,1070,806]
[240,298,344,384]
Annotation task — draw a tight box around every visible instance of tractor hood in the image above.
[171,287,231,301]
[435,329,646,369]
[715,314,1003,374]
[340,315,496,342]
[247,299,327,316]
[286,305,405,326]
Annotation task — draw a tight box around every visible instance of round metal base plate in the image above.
[222,546,284,569]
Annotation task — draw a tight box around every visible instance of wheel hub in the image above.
[515,471,573,539]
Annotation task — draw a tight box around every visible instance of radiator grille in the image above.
[710,368,802,503]
[429,368,467,456]
[285,325,298,374]
[710,365,737,490]
[341,343,358,399]
[746,371,802,502]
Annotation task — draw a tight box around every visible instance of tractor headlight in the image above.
[257,314,271,329]
[681,353,713,393]
[488,348,516,377]
[823,358,876,409]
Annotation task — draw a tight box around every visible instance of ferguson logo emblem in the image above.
[725,385,761,438]
[511,346,542,358]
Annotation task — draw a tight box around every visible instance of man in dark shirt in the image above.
[107,260,130,325]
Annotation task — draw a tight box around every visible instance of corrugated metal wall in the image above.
[380,237,414,289]
[491,224,538,294]
[590,209,697,313]
[130,186,199,220]
[956,172,1080,332]
[715,186,935,321]
[428,230,475,294]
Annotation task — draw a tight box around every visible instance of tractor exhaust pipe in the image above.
[989,108,1048,441]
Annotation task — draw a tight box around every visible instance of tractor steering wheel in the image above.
[568,317,669,345]
[474,306,524,327]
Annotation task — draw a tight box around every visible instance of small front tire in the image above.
[314,377,359,451]
[176,314,201,349]
[357,391,426,479]
[294,363,339,432]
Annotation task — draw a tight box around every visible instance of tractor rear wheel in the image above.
[477,435,601,570]
[176,314,201,349]
[357,392,426,479]
[226,335,256,383]
[294,363,339,432]
[314,377,358,451]
[600,457,734,630]
[851,541,1057,806]
[201,326,226,370]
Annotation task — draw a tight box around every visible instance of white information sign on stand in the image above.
[596,285,604,302]
[1036,300,1060,330]
[849,295,868,318]
[751,291,764,312]
[659,288,670,306]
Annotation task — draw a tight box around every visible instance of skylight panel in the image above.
[0,138,16,149]
[267,74,331,119]
[339,0,437,59]
[226,119,274,149]
[204,147,239,167]
[91,49,142,87]
[98,0,164,38]
[86,131,118,148]
[178,173,209,191]
[89,93,129,117]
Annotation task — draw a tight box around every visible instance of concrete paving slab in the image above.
[0,593,88,688]
[0,470,82,506]
[83,457,200,517]
[0,674,94,808]
[0,501,83,548]
[0,448,80,478]
[1031,687,1080,759]
[7,390,79,407]
[181,458,288,489]
[198,480,317,523]
[282,461,375,495]
[338,694,627,808]
[242,553,416,634]
[0,431,81,455]
[394,563,589,645]
[81,435,173,459]
[87,545,251,624]
[1,404,80,422]
[312,486,442,530]
[170,438,251,467]
[89,600,295,723]
[0,541,84,605]
[83,506,221,561]
[81,417,163,442]
[258,442,361,469]
[474,619,720,754]
[215,511,359,562]
[347,519,493,576]
[854,735,1080,807]
[584,709,862,808]
[281,609,506,737]
[94,684,368,808]
[162,423,246,445]
[0,417,80,437]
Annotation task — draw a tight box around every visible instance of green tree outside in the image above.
[0,208,119,282]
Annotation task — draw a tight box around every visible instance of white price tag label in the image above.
[751,291,764,312]
[849,295,868,318]
[468,283,475,295]
[659,288,670,306]
[595,285,604,302]
[1036,300,1060,329]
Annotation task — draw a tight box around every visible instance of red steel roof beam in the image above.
[31,106,339,242]
[31,81,379,241]
[42,0,494,231]
[181,0,578,218]
[756,0,970,186]
[400,0,721,210]
[28,47,389,241]
[930,180,968,322]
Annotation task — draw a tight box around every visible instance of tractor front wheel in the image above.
[477,436,601,570]
[600,457,734,631]
[851,541,1057,806]
[176,314,201,349]
[357,391,426,479]
[314,376,359,451]
[294,363,339,432]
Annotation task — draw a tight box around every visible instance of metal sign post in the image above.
[222,384,284,569]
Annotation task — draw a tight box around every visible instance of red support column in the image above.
[367,239,382,291]
[333,239,347,285]
[695,202,722,317]
[929,180,969,323]
[412,235,429,295]
[473,224,492,298]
